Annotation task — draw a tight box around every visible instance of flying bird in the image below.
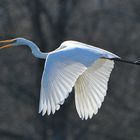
[0,38,139,120]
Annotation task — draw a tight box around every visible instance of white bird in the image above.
[0,38,139,120]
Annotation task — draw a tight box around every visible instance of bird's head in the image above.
[0,38,28,49]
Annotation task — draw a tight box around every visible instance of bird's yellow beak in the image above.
[0,39,16,49]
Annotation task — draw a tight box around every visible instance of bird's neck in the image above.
[24,40,48,59]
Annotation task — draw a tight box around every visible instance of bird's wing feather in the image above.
[75,59,114,120]
[39,53,87,115]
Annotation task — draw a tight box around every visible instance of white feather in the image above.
[75,59,114,119]
[39,53,87,115]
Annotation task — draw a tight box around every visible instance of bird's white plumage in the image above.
[38,41,119,119]
[0,38,122,120]
[39,54,87,115]
[75,59,114,120]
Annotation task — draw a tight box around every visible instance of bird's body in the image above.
[52,41,118,66]
[39,40,119,119]
[0,38,138,120]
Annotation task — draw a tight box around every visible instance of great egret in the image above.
[0,38,139,120]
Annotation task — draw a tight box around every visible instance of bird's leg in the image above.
[135,60,140,64]
[110,58,140,65]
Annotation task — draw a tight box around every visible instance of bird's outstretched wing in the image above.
[39,53,87,115]
[75,59,114,120]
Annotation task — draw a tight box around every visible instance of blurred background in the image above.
[0,0,140,140]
